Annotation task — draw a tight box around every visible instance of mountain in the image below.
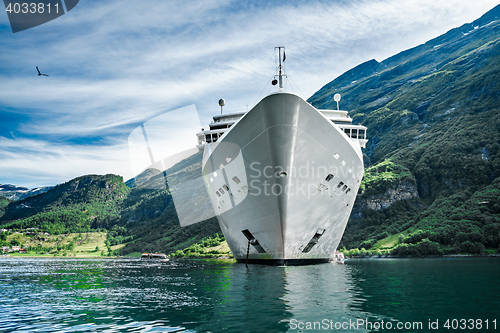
[0,184,53,201]
[111,152,220,255]
[309,4,500,253]
[0,154,221,256]
[0,174,130,234]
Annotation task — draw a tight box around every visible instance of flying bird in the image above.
[36,66,48,76]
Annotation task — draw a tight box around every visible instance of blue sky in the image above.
[0,0,498,188]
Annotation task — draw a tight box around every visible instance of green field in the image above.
[3,232,115,258]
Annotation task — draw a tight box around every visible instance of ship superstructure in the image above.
[196,47,367,265]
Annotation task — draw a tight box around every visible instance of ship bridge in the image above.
[196,107,367,151]
[196,111,246,151]
[319,109,368,148]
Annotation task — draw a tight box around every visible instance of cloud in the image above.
[0,136,132,187]
[0,0,498,187]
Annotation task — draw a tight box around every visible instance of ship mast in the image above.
[274,46,287,91]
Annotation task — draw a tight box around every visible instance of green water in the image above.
[0,258,499,332]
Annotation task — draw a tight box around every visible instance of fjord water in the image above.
[1,258,499,332]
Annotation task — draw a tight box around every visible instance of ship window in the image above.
[337,181,344,188]
[223,184,229,191]
[351,129,358,139]
[219,187,224,194]
[232,176,241,184]
[359,129,365,139]
[216,191,221,197]
[344,128,350,137]
[205,134,212,143]
[212,134,218,142]
[342,185,348,191]
[219,132,223,137]
[325,174,334,182]
[346,188,351,194]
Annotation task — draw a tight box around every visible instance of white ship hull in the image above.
[202,92,364,265]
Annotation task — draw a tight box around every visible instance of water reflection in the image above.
[345,258,500,327]
[1,258,369,332]
[2,258,497,333]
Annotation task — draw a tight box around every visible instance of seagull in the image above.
[36,66,48,76]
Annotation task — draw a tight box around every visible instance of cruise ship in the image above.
[196,47,367,265]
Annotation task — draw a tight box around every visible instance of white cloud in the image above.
[0,0,498,187]
[0,136,133,188]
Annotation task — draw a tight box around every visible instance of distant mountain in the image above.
[124,168,162,188]
[0,174,130,234]
[0,184,53,201]
[113,152,220,255]
[0,154,220,255]
[309,4,500,252]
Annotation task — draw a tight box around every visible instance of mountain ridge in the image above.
[308,4,500,253]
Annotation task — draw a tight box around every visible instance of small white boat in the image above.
[141,253,169,261]
[333,251,345,264]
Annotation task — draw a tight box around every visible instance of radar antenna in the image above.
[219,98,225,115]
[334,93,341,111]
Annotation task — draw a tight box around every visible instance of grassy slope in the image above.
[4,232,111,257]
[310,6,500,255]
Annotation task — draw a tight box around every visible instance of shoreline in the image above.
[346,253,500,259]
[3,253,500,260]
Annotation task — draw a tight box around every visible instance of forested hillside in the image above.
[309,4,500,254]
[0,154,221,256]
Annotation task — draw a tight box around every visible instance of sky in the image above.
[0,0,498,188]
